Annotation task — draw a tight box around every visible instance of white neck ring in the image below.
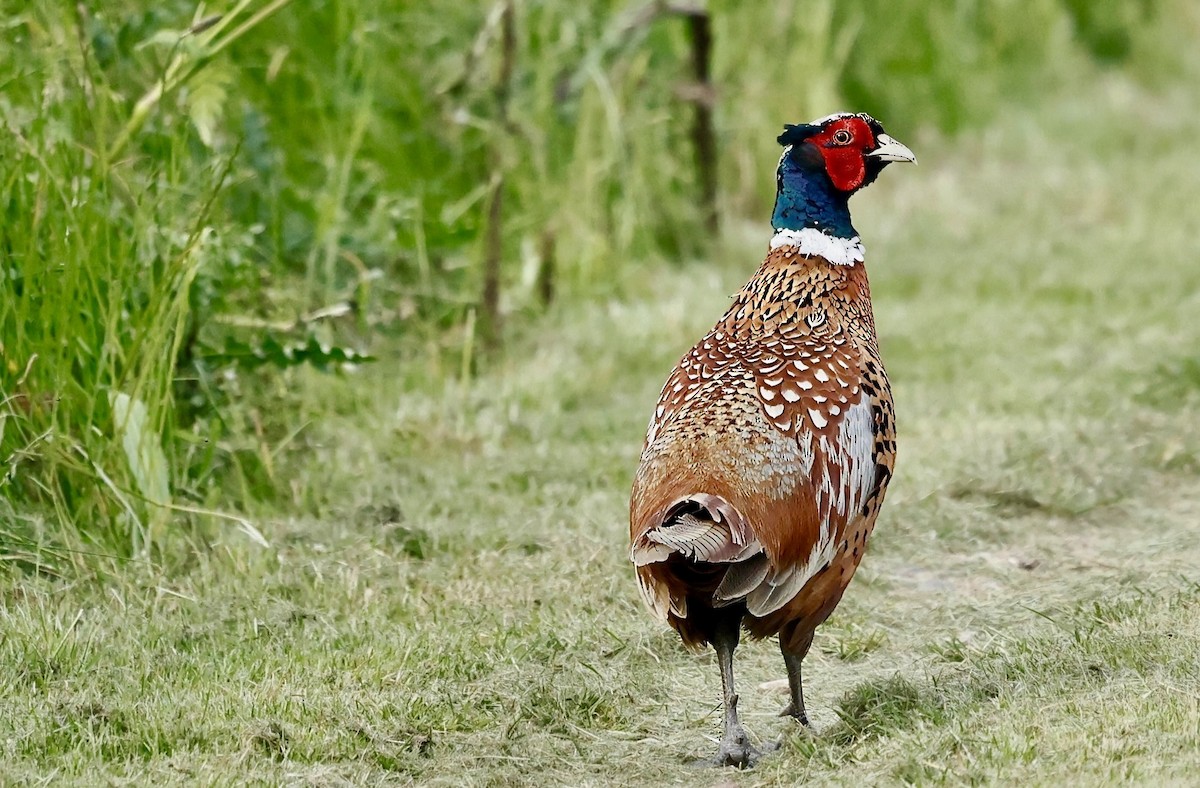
[770,228,864,266]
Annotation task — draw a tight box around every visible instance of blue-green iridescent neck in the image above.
[771,153,857,238]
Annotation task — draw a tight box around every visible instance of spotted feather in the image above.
[630,243,895,647]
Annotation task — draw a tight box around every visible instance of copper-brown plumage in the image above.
[631,248,894,643]
[628,112,914,767]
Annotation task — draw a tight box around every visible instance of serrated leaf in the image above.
[187,66,233,148]
[201,332,376,372]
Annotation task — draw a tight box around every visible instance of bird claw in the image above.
[777,701,812,727]
[688,727,763,769]
[713,744,760,769]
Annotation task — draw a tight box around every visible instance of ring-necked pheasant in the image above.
[629,112,915,767]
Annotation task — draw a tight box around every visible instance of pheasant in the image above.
[629,112,915,767]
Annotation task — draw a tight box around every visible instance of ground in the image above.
[3,76,1200,786]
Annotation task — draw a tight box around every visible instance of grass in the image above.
[7,0,1192,551]
[3,66,1200,784]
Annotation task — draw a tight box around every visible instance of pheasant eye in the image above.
[832,129,852,145]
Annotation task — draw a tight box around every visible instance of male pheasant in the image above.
[629,113,915,767]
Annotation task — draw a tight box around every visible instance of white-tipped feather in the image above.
[714,553,771,603]
[631,494,762,567]
[745,537,839,617]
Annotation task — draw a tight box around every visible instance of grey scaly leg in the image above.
[711,612,759,767]
[779,628,816,727]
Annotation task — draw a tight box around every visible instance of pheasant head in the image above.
[771,112,916,265]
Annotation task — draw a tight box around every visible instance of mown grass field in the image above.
[3,67,1200,785]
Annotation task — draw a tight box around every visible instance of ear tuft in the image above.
[778,123,820,147]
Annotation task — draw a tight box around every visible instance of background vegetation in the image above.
[2,0,1199,783]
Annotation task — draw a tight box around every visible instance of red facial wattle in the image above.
[810,117,877,193]
[822,147,867,192]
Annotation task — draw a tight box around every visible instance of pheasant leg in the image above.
[711,612,760,768]
[779,629,816,726]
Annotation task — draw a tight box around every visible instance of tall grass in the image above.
[0,0,1191,557]
[0,3,278,560]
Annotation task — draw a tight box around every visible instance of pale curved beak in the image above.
[867,134,917,165]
